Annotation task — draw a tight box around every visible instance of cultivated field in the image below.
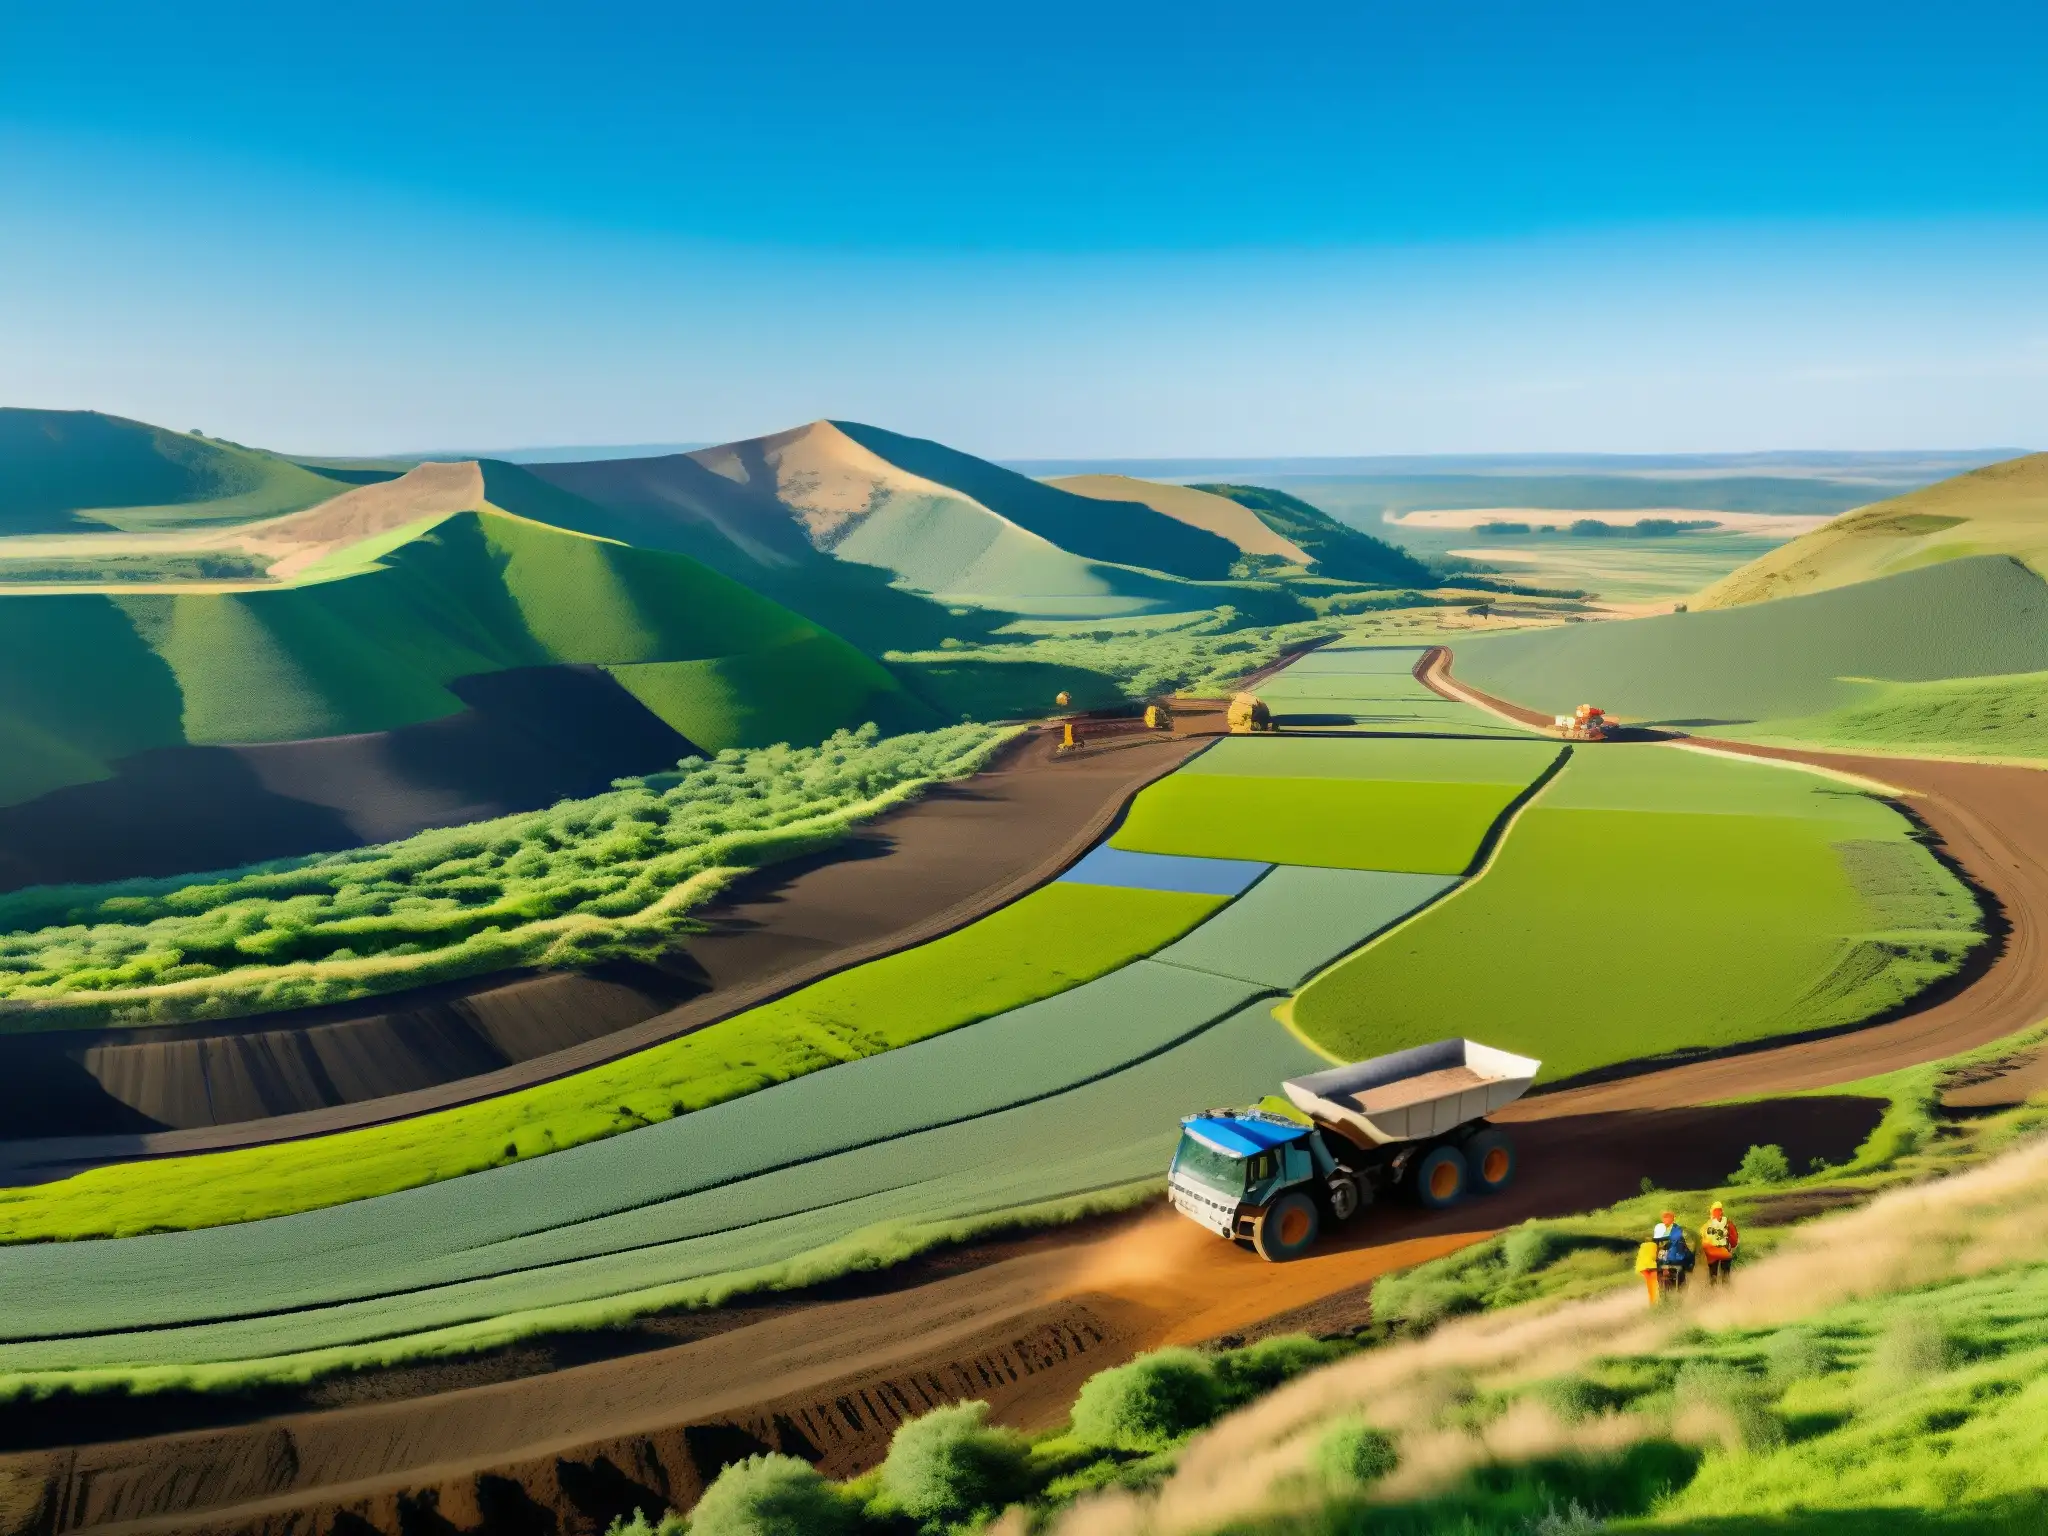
[1292,743,1984,1081]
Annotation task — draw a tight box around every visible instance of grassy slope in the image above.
[1292,744,1983,1082]
[0,501,924,805]
[1193,483,1438,585]
[1044,475,1313,564]
[833,421,1241,581]
[0,409,347,534]
[1697,451,2048,609]
[1451,555,2048,729]
[0,883,1222,1240]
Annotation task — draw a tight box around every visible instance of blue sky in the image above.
[1,0,2043,456]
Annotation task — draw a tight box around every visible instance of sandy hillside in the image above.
[1048,474,1310,563]
[1695,451,2048,609]
[0,461,484,592]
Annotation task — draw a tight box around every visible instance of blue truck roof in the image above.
[1181,1115,1309,1158]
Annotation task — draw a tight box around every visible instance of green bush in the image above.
[1069,1348,1221,1451]
[1673,1360,1783,1452]
[879,1400,1032,1524]
[604,1512,684,1536]
[0,723,1005,1027]
[1212,1335,1346,1403]
[1765,1327,1831,1386]
[1315,1417,1399,1486]
[1728,1143,1793,1186]
[1870,1312,1960,1384]
[1504,1226,1564,1277]
[688,1454,857,1536]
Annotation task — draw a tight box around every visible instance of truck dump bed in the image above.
[1281,1038,1541,1145]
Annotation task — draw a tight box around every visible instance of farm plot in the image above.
[1108,736,1560,875]
[1254,644,1538,736]
[1153,866,1456,989]
[0,970,1308,1372]
[0,882,1222,1242]
[1292,743,1985,1083]
[1111,775,1529,873]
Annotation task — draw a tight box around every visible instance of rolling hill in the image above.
[0,484,926,884]
[1044,474,1312,564]
[0,409,355,535]
[531,420,1271,625]
[1191,482,1438,584]
[1695,451,2048,609]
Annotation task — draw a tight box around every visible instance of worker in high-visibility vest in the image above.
[1656,1210,1694,1294]
[1701,1202,1740,1285]
[1635,1227,1663,1306]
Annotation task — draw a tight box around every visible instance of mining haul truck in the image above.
[1167,1038,1541,1261]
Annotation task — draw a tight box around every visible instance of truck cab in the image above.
[1168,1111,1341,1261]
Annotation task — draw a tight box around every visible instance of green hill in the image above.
[0,489,925,809]
[831,421,1241,580]
[532,421,1304,630]
[1191,483,1438,585]
[1696,451,2048,609]
[1452,554,2048,753]
[0,409,353,535]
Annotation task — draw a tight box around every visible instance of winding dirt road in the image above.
[9,657,2047,1536]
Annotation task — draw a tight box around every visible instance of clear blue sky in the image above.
[2,0,2043,456]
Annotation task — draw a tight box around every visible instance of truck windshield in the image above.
[1171,1132,1246,1196]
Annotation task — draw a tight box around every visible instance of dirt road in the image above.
[0,724,1213,1179]
[10,660,2046,1536]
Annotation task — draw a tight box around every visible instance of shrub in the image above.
[1315,1418,1399,1487]
[1212,1335,1345,1403]
[879,1401,1032,1524]
[604,1513,684,1536]
[1673,1360,1783,1452]
[1540,1375,1612,1425]
[1765,1328,1831,1386]
[1728,1144,1793,1186]
[1069,1348,1221,1451]
[1871,1312,1960,1384]
[688,1454,857,1536]
[1504,1226,1564,1277]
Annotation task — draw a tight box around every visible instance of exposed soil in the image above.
[0,725,1210,1171]
[11,654,2046,1536]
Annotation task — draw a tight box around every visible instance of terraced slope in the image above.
[1696,451,2048,609]
[533,421,1232,623]
[1292,742,1984,1082]
[0,409,349,535]
[1452,555,2048,747]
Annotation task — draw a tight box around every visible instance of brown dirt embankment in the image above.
[0,725,1210,1174]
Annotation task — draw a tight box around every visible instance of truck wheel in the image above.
[1253,1192,1320,1261]
[1465,1129,1516,1194]
[1413,1144,1469,1210]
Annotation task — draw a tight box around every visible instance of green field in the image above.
[1292,744,1984,1082]
[0,504,923,807]
[1743,668,2048,761]
[0,983,1314,1375]
[1181,736,1561,782]
[1110,774,1534,874]
[1254,643,1540,737]
[0,880,1221,1238]
[1452,555,2048,736]
[1153,866,1456,988]
[0,409,351,535]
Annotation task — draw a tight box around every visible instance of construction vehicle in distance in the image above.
[1554,703,1611,741]
[1167,1038,1541,1261]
